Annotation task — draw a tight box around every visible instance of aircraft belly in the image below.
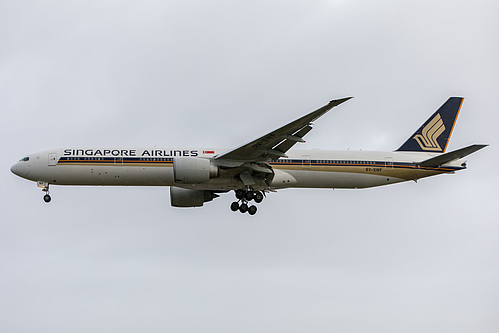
[38,165,175,186]
[283,170,406,189]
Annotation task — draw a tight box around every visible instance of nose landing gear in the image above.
[230,189,264,215]
[38,182,51,203]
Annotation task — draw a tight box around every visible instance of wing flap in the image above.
[273,125,313,155]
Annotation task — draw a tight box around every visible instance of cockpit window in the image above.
[19,157,29,162]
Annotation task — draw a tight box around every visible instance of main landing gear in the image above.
[230,189,264,215]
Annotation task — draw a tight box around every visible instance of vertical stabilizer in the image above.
[396,97,463,153]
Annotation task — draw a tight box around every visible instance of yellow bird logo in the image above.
[413,113,445,151]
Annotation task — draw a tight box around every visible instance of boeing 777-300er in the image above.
[11,97,487,215]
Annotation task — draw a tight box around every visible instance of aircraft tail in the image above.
[396,97,464,153]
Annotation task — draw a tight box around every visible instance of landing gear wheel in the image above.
[248,205,257,215]
[254,191,264,203]
[230,202,239,212]
[244,191,255,201]
[235,189,245,200]
[43,194,51,203]
[239,203,248,213]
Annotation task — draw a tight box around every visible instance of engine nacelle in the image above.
[170,187,219,207]
[173,157,219,184]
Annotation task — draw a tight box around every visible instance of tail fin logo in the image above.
[413,113,445,151]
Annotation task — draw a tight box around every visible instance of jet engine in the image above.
[170,187,219,207]
[173,157,219,184]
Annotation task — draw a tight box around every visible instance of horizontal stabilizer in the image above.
[418,144,488,167]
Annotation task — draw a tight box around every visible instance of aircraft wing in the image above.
[215,97,352,164]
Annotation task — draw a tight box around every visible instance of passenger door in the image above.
[48,153,57,166]
[385,157,393,170]
[302,155,311,169]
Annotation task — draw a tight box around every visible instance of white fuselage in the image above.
[10,147,465,191]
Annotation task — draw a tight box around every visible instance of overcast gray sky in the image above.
[1,1,498,332]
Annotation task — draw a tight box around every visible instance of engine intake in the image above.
[173,157,219,184]
[170,187,219,207]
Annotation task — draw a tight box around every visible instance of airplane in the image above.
[11,96,487,215]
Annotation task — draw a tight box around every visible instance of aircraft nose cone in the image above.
[10,163,21,176]
[11,162,29,178]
